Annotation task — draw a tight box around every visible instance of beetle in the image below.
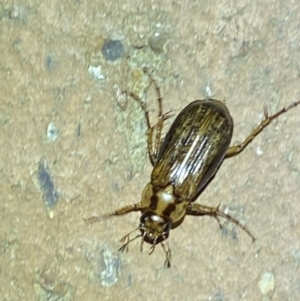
[85,68,300,267]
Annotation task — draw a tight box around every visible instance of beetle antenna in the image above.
[119,228,142,253]
[140,238,145,252]
[149,241,157,255]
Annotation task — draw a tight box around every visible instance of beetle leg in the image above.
[84,203,144,224]
[128,68,171,165]
[142,67,164,155]
[186,203,256,242]
[142,67,167,164]
[128,90,160,165]
[147,110,174,163]
[161,242,172,268]
[225,100,300,158]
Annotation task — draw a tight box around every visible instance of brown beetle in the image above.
[85,68,299,267]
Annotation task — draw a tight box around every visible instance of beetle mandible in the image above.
[85,67,299,267]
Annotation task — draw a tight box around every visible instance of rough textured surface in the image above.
[1,1,300,300]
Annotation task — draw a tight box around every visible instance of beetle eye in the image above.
[140,211,149,223]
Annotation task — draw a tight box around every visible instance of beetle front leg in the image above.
[225,101,300,158]
[186,203,255,242]
[84,203,144,224]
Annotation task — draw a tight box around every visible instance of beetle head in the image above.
[139,211,171,245]
[118,210,172,267]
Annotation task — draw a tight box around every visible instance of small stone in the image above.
[102,40,123,61]
[47,122,59,141]
[290,248,300,264]
[149,32,168,54]
[258,272,275,295]
[87,65,105,80]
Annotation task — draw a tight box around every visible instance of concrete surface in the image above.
[1,0,300,300]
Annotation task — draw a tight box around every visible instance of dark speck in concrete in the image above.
[102,40,123,61]
[76,123,81,138]
[38,159,59,208]
[45,54,55,71]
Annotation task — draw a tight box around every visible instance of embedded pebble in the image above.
[102,40,123,61]
[149,32,168,53]
[290,248,300,264]
[87,65,105,80]
[47,122,59,141]
[258,272,275,295]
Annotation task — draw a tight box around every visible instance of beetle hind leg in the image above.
[186,203,255,242]
[225,100,300,158]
